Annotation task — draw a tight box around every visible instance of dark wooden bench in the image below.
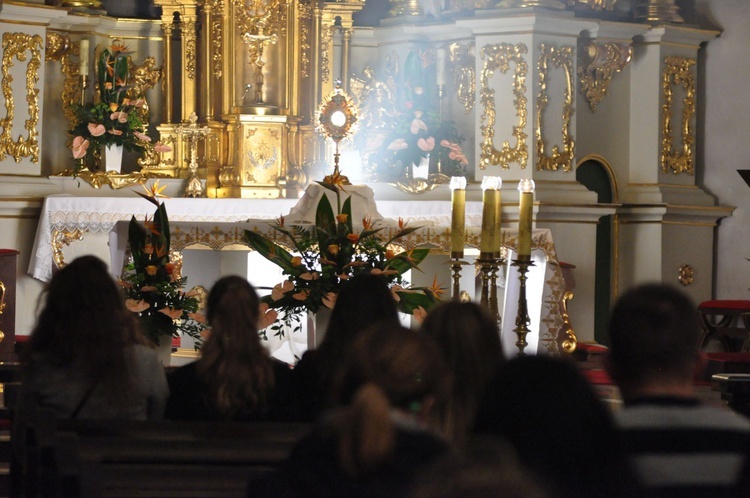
[17,414,312,498]
[698,300,750,352]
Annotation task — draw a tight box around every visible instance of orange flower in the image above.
[154,142,172,153]
[111,42,129,53]
[412,306,428,323]
[300,272,319,281]
[145,265,158,276]
[293,289,310,301]
[276,215,285,227]
[164,262,175,274]
[125,299,150,312]
[87,123,106,137]
[108,102,118,111]
[336,214,348,223]
[159,307,183,320]
[347,233,360,243]
[271,280,294,301]
[143,244,154,255]
[71,136,89,159]
[291,256,303,266]
[362,215,373,230]
[140,285,157,292]
[371,268,399,276]
[398,217,408,230]
[322,292,337,309]
[188,312,207,324]
[328,244,340,255]
[385,249,396,260]
[257,303,278,329]
[142,180,168,200]
[428,275,445,300]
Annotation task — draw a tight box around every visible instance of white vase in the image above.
[103,144,124,173]
[306,307,332,350]
[412,154,430,179]
[156,334,173,366]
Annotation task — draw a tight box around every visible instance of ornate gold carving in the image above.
[233,0,288,103]
[0,32,43,164]
[448,42,476,114]
[212,19,223,79]
[54,168,172,190]
[127,56,163,169]
[578,41,632,112]
[299,1,313,79]
[479,43,529,170]
[51,228,84,269]
[183,20,198,81]
[320,25,336,84]
[559,291,578,353]
[678,264,694,286]
[634,0,684,23]
[46,33,80,133]
[536,43,575,172]
[661,56,695,175]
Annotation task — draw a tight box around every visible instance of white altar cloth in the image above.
[29,194,564,354]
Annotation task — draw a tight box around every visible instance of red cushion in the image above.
[577,343,608,353]
[698,300,750,310]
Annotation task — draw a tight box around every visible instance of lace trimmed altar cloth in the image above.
[29,194,565,354]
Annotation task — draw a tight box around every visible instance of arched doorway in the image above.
[576,156,617,345]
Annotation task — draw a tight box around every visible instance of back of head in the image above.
[320,273,399,364]
[607,283,700,389]
[27,255,138,371]
[420,301,503,443]
[333,324,448,477]
[199,275,273,416]
[474,355,637,498]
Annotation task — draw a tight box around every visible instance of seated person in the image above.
[473,355,643,498]
[16,255,167,422]
[165,276,299,421]
[251,323,450,498]
[606,283,750,497]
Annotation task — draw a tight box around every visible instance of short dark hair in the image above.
[607,283,700,385]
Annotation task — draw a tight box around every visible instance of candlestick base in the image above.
[449,258,470,300]
[511,257,535,356]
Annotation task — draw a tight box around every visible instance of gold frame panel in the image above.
[448,41,476,114]
[0,32,43,164]
[661,55,695,175]
[536,43,575,172]
[479,42,529,170]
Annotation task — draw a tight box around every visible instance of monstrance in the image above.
[316,81,358,185]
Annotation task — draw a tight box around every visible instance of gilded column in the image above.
[181,12,200,122]
[161,18,175,123]
[341,28,352,93]
[200,1,215,120]
[311,4,323,108]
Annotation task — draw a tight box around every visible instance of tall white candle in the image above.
[517,179,535,258]
[436,48,446,86]
[450,176,466,258]
[79,39,89,76]
[493,177,503,257]
[480,177,500,257]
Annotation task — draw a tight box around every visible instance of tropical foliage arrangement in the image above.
[69,43,169,169]
[244,181,443,339]
[120,181,206,347]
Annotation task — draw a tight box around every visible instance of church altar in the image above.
[29,193,565,354]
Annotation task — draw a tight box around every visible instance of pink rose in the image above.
[154,142,172,153]
[417,136,435,152]
[71,136,90,159]
[87,123,106,137]
[110,111,128,123]
[387,138,408,151]
[134,131,151,142]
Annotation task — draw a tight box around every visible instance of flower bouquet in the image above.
[120,181,207,348]
[69,43,164,171]
[244,181,443,339]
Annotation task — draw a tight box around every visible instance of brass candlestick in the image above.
[477,254,494,311]
[449,255,469,300]
[489,257,504,325]
[512,256,535,355]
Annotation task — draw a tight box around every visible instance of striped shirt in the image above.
[615,398,750,498]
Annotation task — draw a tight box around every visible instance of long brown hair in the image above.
[333,324,448,477]
[420,301,503,445]
[197,275,274,418]
[24,255,146,401]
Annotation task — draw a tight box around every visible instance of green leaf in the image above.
[315,194,336,247]
[396,290,439,314]
[155,203,170,254]
[385,225,422,245]
[128,215,145,263]
[244,229,298,272]
[341,196,354,233]
[384,247,430,274]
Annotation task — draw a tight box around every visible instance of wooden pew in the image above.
[21,415,312,498]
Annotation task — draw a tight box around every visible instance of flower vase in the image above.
[156,334,173,366]
[102,144,124,173]
[307,307,332,349]
[412,154,430,179]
